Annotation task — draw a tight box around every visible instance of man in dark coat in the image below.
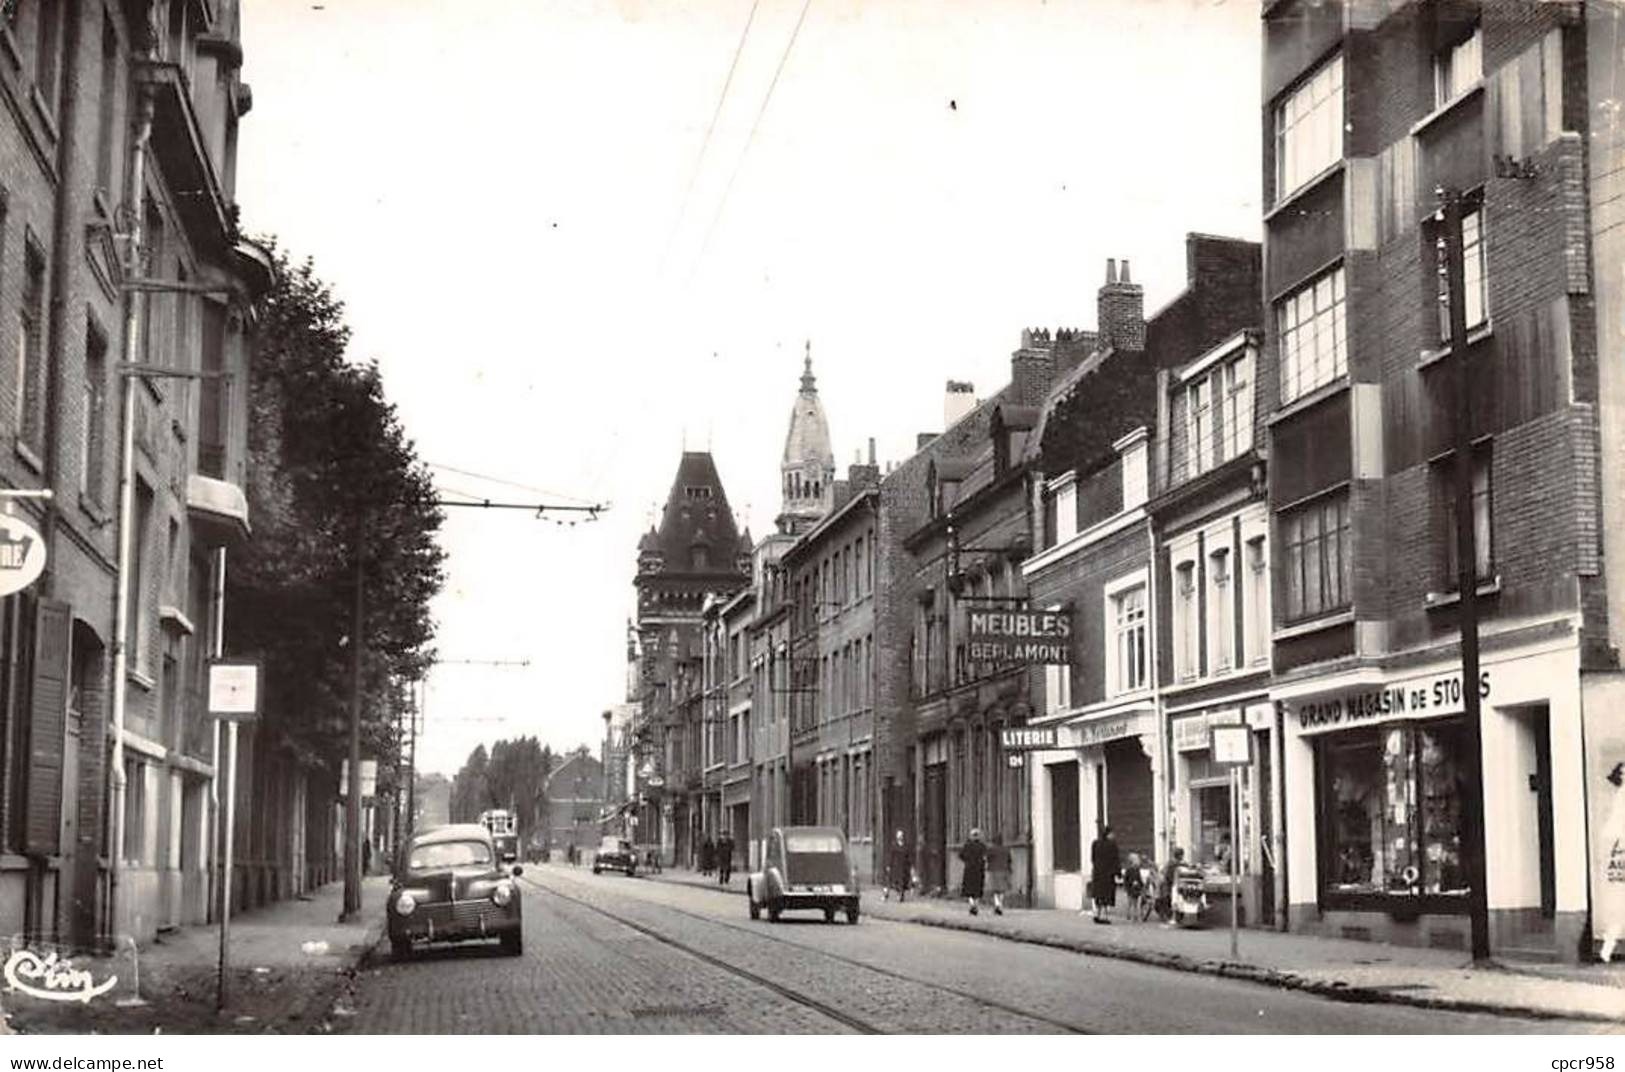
[959,828,987,915]
[1089,825,1121,924]
[699,834,714,875]
[885,829,910,902]
[717,830,735,884]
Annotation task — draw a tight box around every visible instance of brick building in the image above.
[0,0,264,950]
[631,451,749,867]
[1260,0,1624,961]
[543,747,603,856]
[1022,241,1260,910]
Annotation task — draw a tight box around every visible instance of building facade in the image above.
[1261,0,1623,960]
[0,0,263,951]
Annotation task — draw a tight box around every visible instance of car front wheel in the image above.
[391,937,411,962]
[767,903,781,923]
[847,906,860,925]
[748,891,761,920]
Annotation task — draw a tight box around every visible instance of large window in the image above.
[1276,266,1347,404]
[1222,353,1254,461]
[1434,27,1482,108]
[1434,198,1488,343]
[1319,721,1470,899]
[1108,580,1148,695]
[1207,545,1234,673]
[1436,448,1493,587]
[1243,535,1270,666]
[17,244,46,450]
[1274,53,1344,201]
[1280,492,1351,622]
[1172,559,1198,682]
[1188,378,1213,476]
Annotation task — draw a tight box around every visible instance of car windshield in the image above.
[409,840,491,870]
[784,833,844,854]
[599,839,626,853]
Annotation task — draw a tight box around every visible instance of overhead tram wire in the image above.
[690,0,816,279]
[658,0,764,275]
[425,460,600,506]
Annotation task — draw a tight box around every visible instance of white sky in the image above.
[237,0,1263,778]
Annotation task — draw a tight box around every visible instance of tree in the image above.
[451,737,554,840]
[229,239,446,779]
[450,745,490,823]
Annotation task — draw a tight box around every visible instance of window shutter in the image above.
[23,599,70,856]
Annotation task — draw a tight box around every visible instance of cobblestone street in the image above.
[334,866,1618,1034]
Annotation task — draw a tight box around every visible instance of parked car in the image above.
[593,836,639,876]
[747,826,859,924]
[388,823,524,960]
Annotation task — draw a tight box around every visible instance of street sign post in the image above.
[1209,723,1253,960]
[208,660,261,1009]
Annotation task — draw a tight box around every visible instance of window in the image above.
[1108,580,1148,695]
[122,756,147,864]
[1433,199,1488,342]
[1207,545,1234,673]
[1189,378,1213,476]
[1051,475,1077,546]
[1192,780,1233,873]
[1435,27,1482,108]
[1274,53,1344,201]
[129,481,154,676]
[17,244,45,449]
[1243,535,1269,666]
[1280,493,1351,622]
[81,316,108,503]
[1172,559,1198,682]
[1121,437,1148,510]
[1276,266,1347,404]
[1222,353,1254,461]
[1320,721,1470,898]
[96,13,119,194]
[1437,448,1493,587]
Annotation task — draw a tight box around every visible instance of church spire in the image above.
[779,344,836,536]
[801,340,816,394]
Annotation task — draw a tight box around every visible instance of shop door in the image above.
[1103,738,1154,864]
[923,763,947,893]
[1533,707,1555,917]
[1257,732,1275,926]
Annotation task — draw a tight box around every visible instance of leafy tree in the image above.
[229,239,446,779]
[450,745,490,823]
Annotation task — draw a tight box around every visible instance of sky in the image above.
[236,0,1264,778]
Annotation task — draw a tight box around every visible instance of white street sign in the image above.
[208,661,261,719]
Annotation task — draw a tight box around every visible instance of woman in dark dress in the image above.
[1089,825,1121,923]
[959,828,988,915]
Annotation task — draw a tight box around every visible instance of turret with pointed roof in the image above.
[634,451,750,617]
[778,341,836,535]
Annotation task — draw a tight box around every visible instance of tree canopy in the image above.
[229,239,446,777]
[451,737,553,838]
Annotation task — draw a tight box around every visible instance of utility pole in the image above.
[1436,185,1492,963]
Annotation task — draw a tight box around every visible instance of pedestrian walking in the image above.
[1122,851,1151,921]
[884,829,910,902]
[1087,825,1121,924]
[959,828,987,916]
[986,832,1012,915]
[700,834,715,875]
[717,830,735,884]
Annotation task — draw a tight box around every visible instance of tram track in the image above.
[523,871,1091,1034]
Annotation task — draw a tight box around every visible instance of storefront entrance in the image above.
[1103,737,1154,864]
[923,763,946,893]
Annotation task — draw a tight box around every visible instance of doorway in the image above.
[923,762,947,893]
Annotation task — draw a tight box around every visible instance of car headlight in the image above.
[491,882,513,907]
[394,892,416,916]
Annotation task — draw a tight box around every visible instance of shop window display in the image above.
[1319,720,1469,902]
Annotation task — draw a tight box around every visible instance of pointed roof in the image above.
[650,451,746,576]
[782,342,834,471]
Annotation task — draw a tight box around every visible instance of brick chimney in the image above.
[1011,329,1057,407]
[944,380,976,428]
[848,439,880,490]
[1097,257,1145,351]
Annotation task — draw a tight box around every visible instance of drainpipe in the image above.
[108,78,155,943]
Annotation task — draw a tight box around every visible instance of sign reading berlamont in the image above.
[966,609,1072,664]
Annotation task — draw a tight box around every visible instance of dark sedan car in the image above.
[388,824,523,960]
[747,826,859,924]
[593,836,638,876]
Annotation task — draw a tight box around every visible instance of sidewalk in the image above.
[3,875,391,1035]
[643,867,1625,1024]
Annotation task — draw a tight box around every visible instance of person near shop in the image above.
[986,833,1012,916]
[717,830,735,884]
[1088,825,1121,924]
[1122,851,1151,921]
[960,828,988,916]
[699,834,715,875]
[885,830,911,902]
[1156,846,1187,923]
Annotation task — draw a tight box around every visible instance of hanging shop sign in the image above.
[1061,710,1153,749]
[1001,725,1059,751]
[1173,710,1242,752]
[1209,723,1254,767]
[0,513,45,597]
[1278,668,1492,735]
[966,609,1072,665]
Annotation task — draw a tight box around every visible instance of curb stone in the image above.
[632,870,1620,1025]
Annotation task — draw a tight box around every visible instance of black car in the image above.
[388,824,524,959]
[593,836,638,876]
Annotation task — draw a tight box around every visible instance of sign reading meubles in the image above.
[966,609,1073,664]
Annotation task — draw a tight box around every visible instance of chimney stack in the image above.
[1097,255,1145,351]
[944,380,977,428]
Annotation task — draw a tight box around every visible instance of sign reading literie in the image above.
[966,609,1073,664]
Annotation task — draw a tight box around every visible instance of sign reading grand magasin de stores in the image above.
[966,609,1072,664]
[1278,667,1492,734]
